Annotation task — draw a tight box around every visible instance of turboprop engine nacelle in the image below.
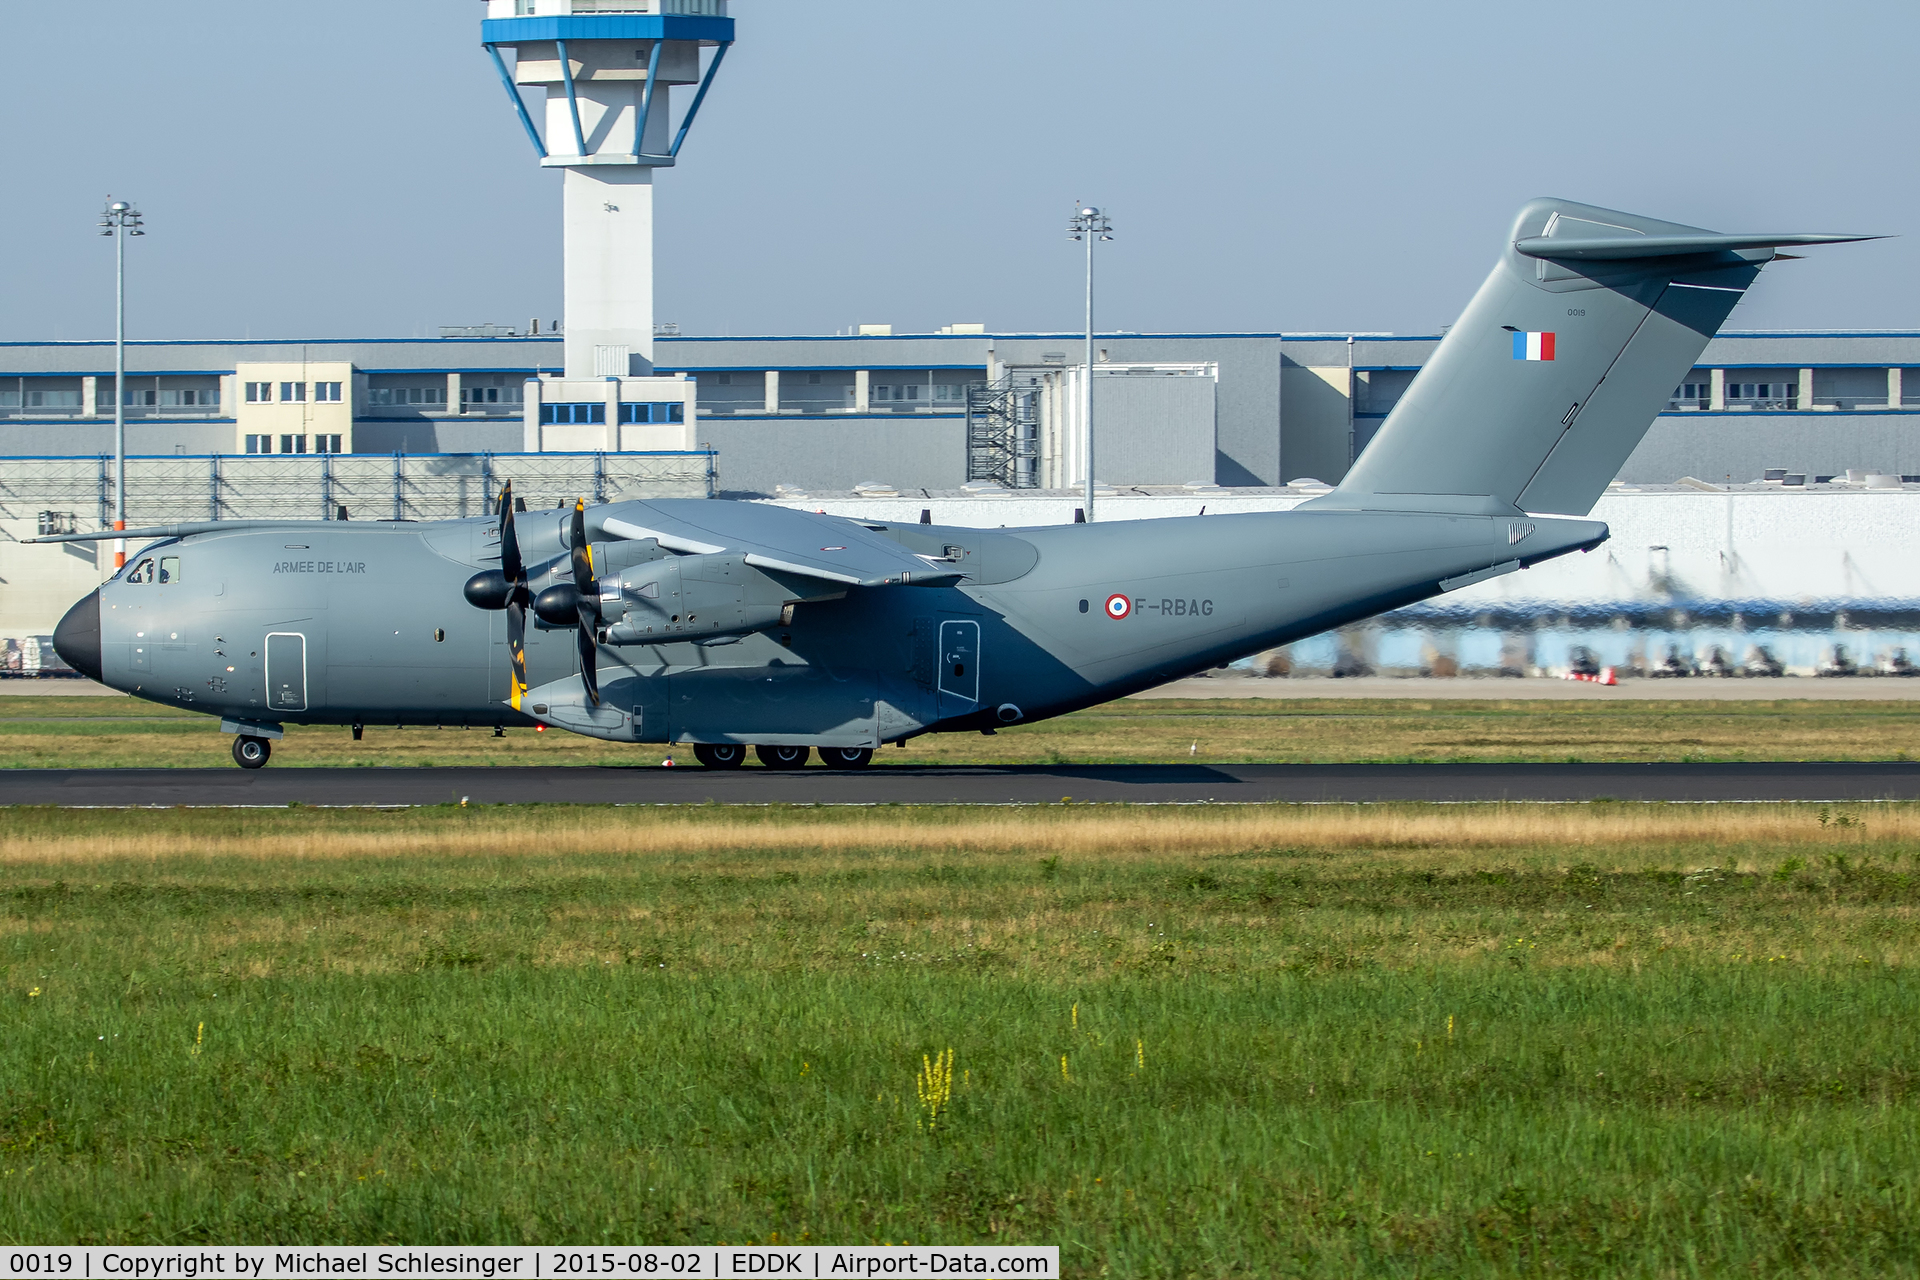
[597,553,797,644]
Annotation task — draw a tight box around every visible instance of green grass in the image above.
[6,694,1920,767]
[0,803,1917,1273]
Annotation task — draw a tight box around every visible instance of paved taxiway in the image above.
[5,762,1919,807]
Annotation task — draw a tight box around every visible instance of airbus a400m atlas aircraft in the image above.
[44,199,1872,769]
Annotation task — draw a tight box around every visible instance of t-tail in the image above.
[1311,198,1878,518]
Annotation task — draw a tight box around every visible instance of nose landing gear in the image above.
[232,735,272,769]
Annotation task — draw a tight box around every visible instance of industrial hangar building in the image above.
[4,327,1920,497]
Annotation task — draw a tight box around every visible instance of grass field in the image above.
[6,694,1920,767]
[0,802,1916,1274]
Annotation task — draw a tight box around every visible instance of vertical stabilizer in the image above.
[1315,199,1876,517]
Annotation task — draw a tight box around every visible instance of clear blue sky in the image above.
[2,0,1911,341]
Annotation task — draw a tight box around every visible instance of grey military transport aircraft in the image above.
[44,199,1873,769]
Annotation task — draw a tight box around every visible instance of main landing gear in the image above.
[755,744,811,770]
[818,747,874,770]
[232,735,272,769]
[687,743,874,770]
[692,743,748,770]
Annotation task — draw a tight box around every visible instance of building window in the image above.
[245,382,271,403]
[619,402,685,424]
[541,403,607,425]
[158,388,218,407]
[245,434,267,454]
[314,382,342,403]
[1726,382,1796,407]
[102,388,159,407]
[807,373,823,385]
[280,434,307,454]
[25,389,82,408]
[315,434,344,453]
[464,386,500,404]
[280,382,306,403]
[365,387,445,406]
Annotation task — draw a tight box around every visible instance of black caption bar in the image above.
[0,1248,1057,1280]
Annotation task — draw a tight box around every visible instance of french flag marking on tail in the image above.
[1512,331,1555,361]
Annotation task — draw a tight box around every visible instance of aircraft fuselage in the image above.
[66,502,1604,748]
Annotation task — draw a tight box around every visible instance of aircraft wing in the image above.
[25,519,335,544]
[594,499,964,588]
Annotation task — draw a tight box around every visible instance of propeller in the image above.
[499,483,530,711]
[570,498,601,705]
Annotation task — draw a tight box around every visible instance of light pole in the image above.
[99,199,144,569]
[1068,204,1113,521]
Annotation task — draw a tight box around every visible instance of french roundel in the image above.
[1104,593,1132,620]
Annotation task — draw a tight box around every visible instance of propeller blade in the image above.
[571,499,601,705]
[500,482,529,711]
[498,482,524,586]
[570,499,598,597]
[508,596,529,711]
[575,619,600,706]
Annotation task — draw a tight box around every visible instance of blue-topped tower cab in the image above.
[482,0,734,383]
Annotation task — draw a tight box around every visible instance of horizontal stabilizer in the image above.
[1516,231,1882,260]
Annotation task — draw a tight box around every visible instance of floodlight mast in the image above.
[99,199,144,569]
[1068,204,1113,522]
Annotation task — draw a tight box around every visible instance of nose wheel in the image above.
[232,735,272,769]
[754,744,811,769]
[818,746,874,769]
[692,743,747,770]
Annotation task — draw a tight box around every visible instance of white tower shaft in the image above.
[564,168,655,378]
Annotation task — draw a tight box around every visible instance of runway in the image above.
[6,761,1920,807]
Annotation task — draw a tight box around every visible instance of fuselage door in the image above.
[937,619,979,717]
[267,632,308,712]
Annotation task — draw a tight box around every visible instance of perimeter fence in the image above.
[0,451,716,531]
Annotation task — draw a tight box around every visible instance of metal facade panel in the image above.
[698,415,968,495]
[1620,412,1920,486]
[1090,373,1217,487]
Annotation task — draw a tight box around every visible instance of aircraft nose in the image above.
[53,590,103,683]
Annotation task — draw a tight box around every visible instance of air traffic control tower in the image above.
[480,0,733,385]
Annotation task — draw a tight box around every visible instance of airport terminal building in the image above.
[5,327,1920,500]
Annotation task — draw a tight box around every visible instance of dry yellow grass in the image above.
[0,800,1894,870]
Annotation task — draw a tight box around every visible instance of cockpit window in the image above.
[126,558,155,584]
[159,556,181,585]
